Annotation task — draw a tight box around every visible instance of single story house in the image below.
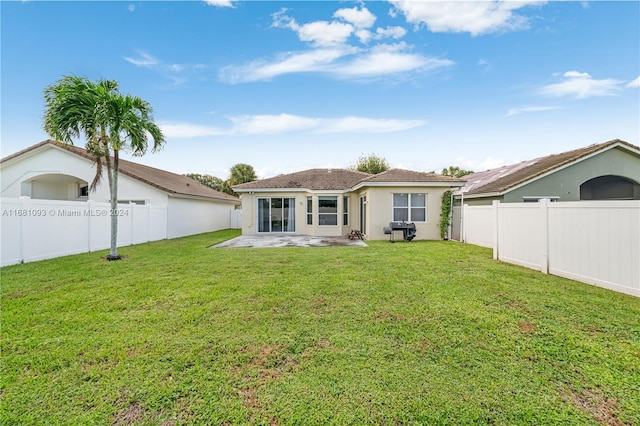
[1,140,240,238]
[232,168,464,240]
[456,139,640,206]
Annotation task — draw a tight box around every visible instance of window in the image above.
[79,185,89,197]
[393,193,426,222]
[117,200,146,205]
[343,196,349,226]
[306,196,313,225]
[318,196,338,226]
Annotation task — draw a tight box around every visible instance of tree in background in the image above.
[228,163,257,187]
[184,173,233,195]
[441,165,474,178]
[43,75,165,261]
[351,153,389,174]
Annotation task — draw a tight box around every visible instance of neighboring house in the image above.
[1,140,240,238]
[456,139,640,205]
[232,168,464,240]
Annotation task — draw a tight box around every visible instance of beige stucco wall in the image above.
[240,186,451,240]
[364,186,450,240]
[240,191,352,237]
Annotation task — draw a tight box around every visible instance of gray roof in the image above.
[362,168,465,184]
[233,167,464,192]
[1,140,240,203]
[461,139,639,196]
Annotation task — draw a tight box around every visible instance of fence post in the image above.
[462,203,467,243]
[540,198,549,274]
[87,200,93,252]
[492,200,499,260]
[19,196,29,263]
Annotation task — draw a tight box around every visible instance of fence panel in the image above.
[463,205,494,248]
[1,198,24,266]
[459,200,639,297]
[497,203,545,271]
[230,209,242,229]
[548,201,640,295]
[1,198,169,266]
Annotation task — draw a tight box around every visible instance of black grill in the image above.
[384,221,417,242]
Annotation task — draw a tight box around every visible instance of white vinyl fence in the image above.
[460,200,640,297]
[230,209,242,229]
[1,197,167,267]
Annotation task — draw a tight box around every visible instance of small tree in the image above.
[351,153,389,174]
[184,173,233,195]
[228,163,257,186]
[441,165,474,178]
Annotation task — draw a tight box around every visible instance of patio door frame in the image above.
[257,197,296,233]
[359,195,367,235]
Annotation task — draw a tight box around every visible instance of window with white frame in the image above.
[343,196,349,226]
[306,196,313,225]
[318,196,338,225]
[393,193,426,222]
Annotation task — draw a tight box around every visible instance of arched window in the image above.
[580,175,640,200]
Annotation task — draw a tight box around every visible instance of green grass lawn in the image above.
[2,230,639,425]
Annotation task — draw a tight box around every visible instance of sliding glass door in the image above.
[258,197,295,233]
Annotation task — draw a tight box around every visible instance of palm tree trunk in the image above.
[106,149,121,260]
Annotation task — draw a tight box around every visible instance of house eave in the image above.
[454,191,502,199]
[168,192,240,204]
[234,187,352,194]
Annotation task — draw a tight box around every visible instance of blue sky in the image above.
[2,1,639,180]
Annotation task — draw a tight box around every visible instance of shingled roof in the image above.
[361,168,465,184]
[233,167,464,192]
[461,139,640,197]
[1,140,239,203]
[233,168,370,191]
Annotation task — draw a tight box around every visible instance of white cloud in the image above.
[203,0,236,8]
[229,114,320,135]
[123,50,159,67]
[298,20,355,47]
[538,71,624,99]
[506,105,562,117]
[222,6,451,83]
[389,0,545,36]
[272,9,354,47]
[375,26,407,40]
[219,48,354,83]
[159,114,426,138]
[626,76,640,88]
[127,4,135,12]
[336,44,453,78]
[123,50,205,85]
[333,6,376,29]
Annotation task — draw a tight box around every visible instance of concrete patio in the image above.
[211,235,368,248]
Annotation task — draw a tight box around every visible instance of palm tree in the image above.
[43,75,165,260]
